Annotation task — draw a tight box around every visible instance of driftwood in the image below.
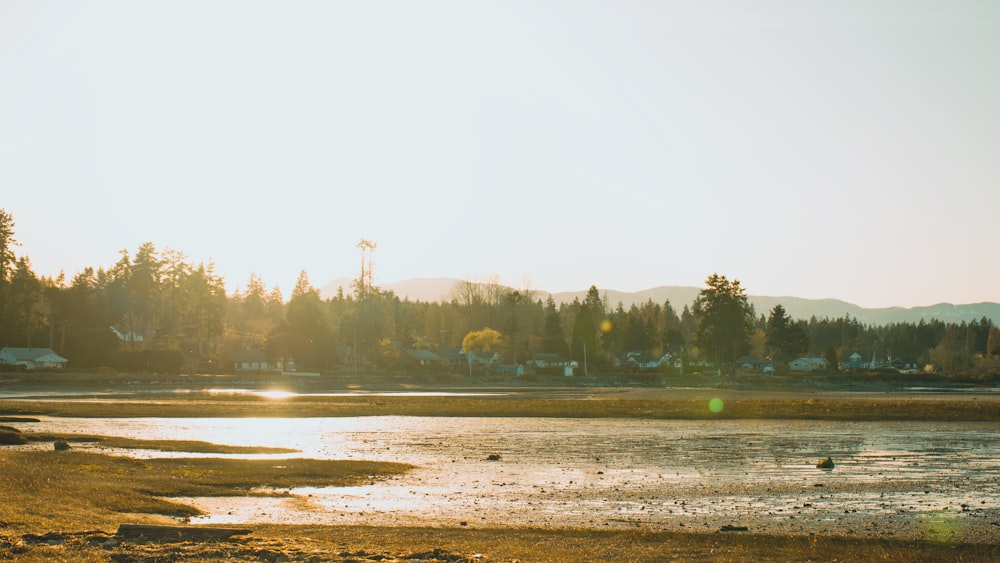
[116,523,251,542]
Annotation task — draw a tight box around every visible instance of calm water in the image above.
[10,416,1000,533]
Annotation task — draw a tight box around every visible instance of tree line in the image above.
[0,209,997,378]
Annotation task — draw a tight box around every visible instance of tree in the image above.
[570,285,605,368]
[278,270,333,371]
[692,273,753,374]
[504,291,523,363]
[60,267,118,367]
[178,262,227,366]
[823,344,839,372]
[572,302,599,368]
[462,327,503,353]
[541,297,568,356]
[765,304,809,366]
[0,209,17,285]
[354,239,377,301]
[0,209,19,344]
[6,257,45,346]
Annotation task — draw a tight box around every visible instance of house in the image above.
[0,347,68,370]
[735,355,770,372]
[625,351,661,371]
[789,357,828,372]
[402,348,448,369]
[840,351,870,370]
[233,349,271,372]
[528,354,578,376]
[468,350,501,369]
[436,347,470,370]
[496,364,525,377]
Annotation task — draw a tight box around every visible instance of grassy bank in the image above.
[0,446,411,530]
[5,526,999,562]
[1,392,998,421]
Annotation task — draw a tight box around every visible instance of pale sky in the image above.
[1,1,998,308]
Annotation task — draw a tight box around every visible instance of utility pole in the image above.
[356,239,376,300]
[356,239,376,365]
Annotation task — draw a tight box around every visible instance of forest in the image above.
[0,209,997,379]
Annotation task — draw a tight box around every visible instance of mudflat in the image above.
[1,374,998,561]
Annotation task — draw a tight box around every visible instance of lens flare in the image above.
[922,511,962,545]
[600,319,613,333]
[708,398,724,414]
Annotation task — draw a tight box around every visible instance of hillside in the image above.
[319,277,999,325]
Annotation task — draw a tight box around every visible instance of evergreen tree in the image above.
[0,209,19,344]
[541,297,568,356]
[692,273,753,374]
[765,304,809,365]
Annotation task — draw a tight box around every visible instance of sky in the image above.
[1,1,998,308]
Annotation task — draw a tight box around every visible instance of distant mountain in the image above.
[320,277,458,302]
[319,277,999,325]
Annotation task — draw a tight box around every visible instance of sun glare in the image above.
[256,390,297,400]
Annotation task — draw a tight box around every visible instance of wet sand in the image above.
[3,378,999,560]
[12,414,1000,546]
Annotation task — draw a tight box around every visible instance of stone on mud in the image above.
[0,427,27,445]
[816,457,835,469]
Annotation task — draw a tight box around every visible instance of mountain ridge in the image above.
[319,277,999,326]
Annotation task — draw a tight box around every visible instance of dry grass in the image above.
[265,524,1000,562]
[2,393,998,421]
[0,449,412,531]
[28,433,297,454]
[2,522,999,562]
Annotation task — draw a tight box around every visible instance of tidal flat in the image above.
[1,381,999,561]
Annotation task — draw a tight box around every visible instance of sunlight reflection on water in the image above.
[11,416,1000,532]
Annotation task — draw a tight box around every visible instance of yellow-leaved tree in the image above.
[462,327,503,353]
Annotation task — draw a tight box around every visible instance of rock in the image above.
[53,440,71,451]
[486,454,502,461]
[816,457,835,469]
[0,427,27,445]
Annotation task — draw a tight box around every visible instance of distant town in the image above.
[0,211,997,381]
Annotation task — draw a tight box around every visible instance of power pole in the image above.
[356,239,376,300]
[355,239,377,366]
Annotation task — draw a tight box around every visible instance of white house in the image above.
[233,348,271,372]
[0,347,69,370]
[528,354,579,376]
[789,357,828,372]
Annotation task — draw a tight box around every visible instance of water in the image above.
[10,416,1000,536]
